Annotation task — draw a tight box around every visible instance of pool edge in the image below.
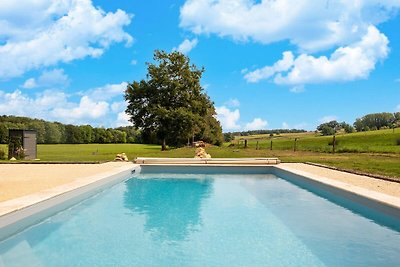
[0,163,138,241]
[274,165,400,219]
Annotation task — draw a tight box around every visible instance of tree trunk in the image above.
[161,138,166,151]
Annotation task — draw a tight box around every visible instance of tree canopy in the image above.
[125,50,223,150]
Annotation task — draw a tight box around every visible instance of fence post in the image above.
[256,141,259,150]
[294,138,297,152]
[270,140,273,150]
[244,139,248,148]
[332,135,336,153]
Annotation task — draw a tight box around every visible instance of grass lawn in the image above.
[235,128,400,154]
[1,128,399,179]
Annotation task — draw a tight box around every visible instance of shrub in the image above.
[396,138,400,146]
[0,149,5,160]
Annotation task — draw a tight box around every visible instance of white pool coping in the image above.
[135,157,281,164]
[0,163,139,240]
[275,164,400,216]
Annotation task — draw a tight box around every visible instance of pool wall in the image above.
[0,164,137,241]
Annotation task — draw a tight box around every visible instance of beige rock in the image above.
[115,153,129,161]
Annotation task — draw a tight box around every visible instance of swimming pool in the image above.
[0,165,399,266]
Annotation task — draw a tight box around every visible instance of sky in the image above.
[0,0,399,132]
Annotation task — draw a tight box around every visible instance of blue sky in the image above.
[0,0,399,131]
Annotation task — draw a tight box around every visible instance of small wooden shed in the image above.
[8,129,37,160]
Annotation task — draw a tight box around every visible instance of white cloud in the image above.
[396,104,400,112]
[244,51,294,83]
[0,82,128,126]
[215,106,240,130]
[225,98,240,107]
[319,115,338,124]
[52,96,109,121]
[244,118,268,131]
[86,82,127,101]
[131,59,138,65]
[22,68,69,89]
[174,38,198,54]
[289,85,305,93]
[245,26,389,85]
[181,1,396,86]
[180,0,399,52]
[0,0,133,78]
[116,111,131,127]
[21,78,37,89]
[282,122,289,129]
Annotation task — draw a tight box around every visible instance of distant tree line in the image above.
[0,115,141,144]
[223,129,307,142]
[317,112,400,136]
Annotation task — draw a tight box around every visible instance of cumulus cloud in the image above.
[245,26,389,85]
[0,0,133,78]
[180,0,399,52]
[244,118,268,131]
[174,38,198,54]
[215,106,240,130]
[22,69,69,89]
[21,78,37,89]
[0,82,128,126]
[225,98,240,107]
[289,85,305,93]
[319,115,338,124]
[85,82,127,101]
[216,104,269,131]
[282,122,289,129]
[181,1,397,86]
[244,51,294,83]
[396,104,400,112]
[116,111,131,127]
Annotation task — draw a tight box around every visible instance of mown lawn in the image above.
[235,128,400,154]
[1,132,400,179]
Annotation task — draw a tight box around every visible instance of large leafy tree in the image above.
[125,50,222,150]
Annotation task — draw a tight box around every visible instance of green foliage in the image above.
[125,50,222,149]
[0,115,131,145]
[353,112,398,131]
[340,122,355,133]
[0,148,5,160]
[319,125,336,136]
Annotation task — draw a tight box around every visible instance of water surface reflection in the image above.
[124,177,213,241]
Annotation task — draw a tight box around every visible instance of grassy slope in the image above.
[0,129,399,178]
[235,128,400,153]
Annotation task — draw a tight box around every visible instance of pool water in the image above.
[0,171,399,266]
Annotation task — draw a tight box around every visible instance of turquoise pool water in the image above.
[0,168,399,266]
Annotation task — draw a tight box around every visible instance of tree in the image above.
[125,50,222,150]
[317,120,340,136]
[340,122,355,133]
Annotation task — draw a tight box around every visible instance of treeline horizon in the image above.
[0,115,141,144]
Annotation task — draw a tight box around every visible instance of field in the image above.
[234,128,400,154]
[0,129,399,179]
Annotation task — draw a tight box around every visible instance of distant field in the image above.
[1,128,399,179]
[234,128,400,154]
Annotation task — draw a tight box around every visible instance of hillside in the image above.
[233,129,400,154]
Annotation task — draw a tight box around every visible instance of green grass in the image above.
[235,128,400,154]
[1,128,400,179]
